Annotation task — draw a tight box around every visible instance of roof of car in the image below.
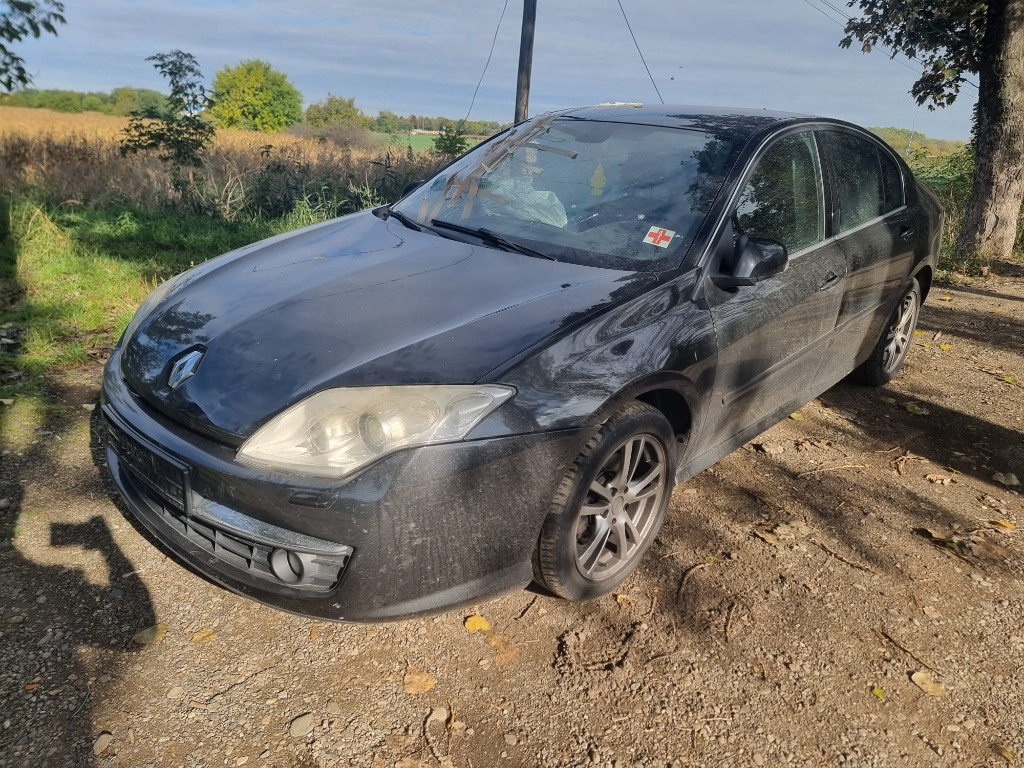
[558,103,820,136]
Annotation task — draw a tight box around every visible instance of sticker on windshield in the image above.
[643,226,675,248]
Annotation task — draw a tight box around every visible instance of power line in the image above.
[462,0,512,125]
[616,0,665,105]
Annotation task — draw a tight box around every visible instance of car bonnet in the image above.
[118,211,654,443]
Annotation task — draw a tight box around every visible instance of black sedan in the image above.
[101,105,942,620]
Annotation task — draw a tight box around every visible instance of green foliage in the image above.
[0,0,66,92]
[208,60,303,132]
[841,1,985,109]
[120,51,216,207]
[0,198,282,388]
[305,94,369,129]
[868,127,966,161]
[909,145,980,273]
[432,124,469,156]
[0,86,168,115]
[373,109,408,134]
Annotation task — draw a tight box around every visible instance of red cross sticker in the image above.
[643,226,675,248]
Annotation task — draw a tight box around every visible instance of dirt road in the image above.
[2,277,1022,768]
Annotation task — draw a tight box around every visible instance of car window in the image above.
[823,131,903,232]
[394,117,743,272]
[880,149,904,212]
[733,133,824,254]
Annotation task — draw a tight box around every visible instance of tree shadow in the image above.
[0,207,156,766]
[819,381,1021,485]
[917,303,1023,353]
[945,283,1024,304]
[630,372,1022,642]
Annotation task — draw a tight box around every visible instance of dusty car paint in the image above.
[102,105,941,620]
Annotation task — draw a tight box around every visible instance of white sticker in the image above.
[643,226,675,248]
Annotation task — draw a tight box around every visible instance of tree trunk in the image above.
[955,0,1024,265]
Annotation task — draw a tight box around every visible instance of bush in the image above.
[909,146,976,273]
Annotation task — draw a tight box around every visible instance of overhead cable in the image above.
[616,0,665,104]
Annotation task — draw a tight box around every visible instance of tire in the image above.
[852,278,921,387]
[533,401,676,601]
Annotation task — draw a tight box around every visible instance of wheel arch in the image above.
[591,373,703,455]
[913,263,933,302]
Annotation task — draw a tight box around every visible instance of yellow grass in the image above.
[0,105,354,159]
[0,106,439,218]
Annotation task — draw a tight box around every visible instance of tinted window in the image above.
[733,133,823,254]
[395,118,742,271]
[880,150,904,211]
[824,131,903,232]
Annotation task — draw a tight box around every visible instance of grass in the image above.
[0,198,297,395]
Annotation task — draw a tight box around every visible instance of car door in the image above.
[702,130,847,444]
[821,130,917,377]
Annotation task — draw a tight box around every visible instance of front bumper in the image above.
[101,358,592,622]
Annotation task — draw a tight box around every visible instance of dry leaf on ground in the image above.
[910,670,947,697]
[993,744,1016,763]
[987,519,1017,531]
[993,472,1020,487]
[403,667,436,695]
[925,473,952,485]
[464,614,491,632]
[132,623,167,645]
[485,633,519,667]
[191,628,216,644]
[905,403,929,415]
[788,412,804,421]
[871,686,885,700]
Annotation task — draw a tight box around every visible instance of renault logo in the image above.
[167,350,203,390]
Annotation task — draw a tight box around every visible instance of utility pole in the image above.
[515,0,536,123]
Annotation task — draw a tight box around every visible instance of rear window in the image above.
[823,131,904,232]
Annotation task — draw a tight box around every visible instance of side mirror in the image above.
[711,235,788,288]
[401,180,425,198]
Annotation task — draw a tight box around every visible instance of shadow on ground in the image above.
[0,205,156,767]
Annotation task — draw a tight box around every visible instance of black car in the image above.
[101,105,942,620]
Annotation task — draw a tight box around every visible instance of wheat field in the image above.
[0,107,438,218]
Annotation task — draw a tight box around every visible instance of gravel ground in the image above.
[1,277,1022,768]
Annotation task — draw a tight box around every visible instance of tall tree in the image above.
[0,0,66,92]
[842,0,1024,265]
[207,60,303,132]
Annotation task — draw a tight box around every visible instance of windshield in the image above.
[394,116,740,271]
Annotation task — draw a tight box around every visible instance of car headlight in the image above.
[237,385,515,478]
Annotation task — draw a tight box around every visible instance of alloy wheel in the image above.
[574,434,668,581]
[882,291,919,374]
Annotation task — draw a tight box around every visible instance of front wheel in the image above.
[533,401,676,601]
[852,278,921,387]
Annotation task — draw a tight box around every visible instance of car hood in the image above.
[120,211,653,442]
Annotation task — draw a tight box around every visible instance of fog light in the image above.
[270,548,305,584]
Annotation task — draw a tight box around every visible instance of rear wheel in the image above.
[533,401,676,601]
[852,278,921,386]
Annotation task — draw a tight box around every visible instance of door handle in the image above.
[899,226,916,241]
[819,272,842,291]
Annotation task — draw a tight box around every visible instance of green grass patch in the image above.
[0,198,309,396]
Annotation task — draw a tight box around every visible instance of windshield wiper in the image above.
[430,219,557,261]
[379,205,427,232]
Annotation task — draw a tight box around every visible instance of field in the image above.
[0,108,443,398]
[2,103,1024,768]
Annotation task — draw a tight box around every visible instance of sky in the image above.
[12,0,976,140]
